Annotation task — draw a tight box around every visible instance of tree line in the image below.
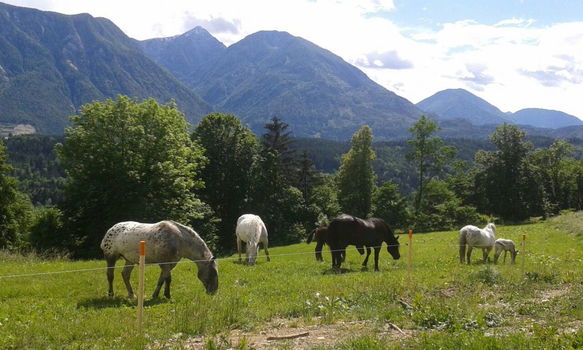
[1,96,583,257]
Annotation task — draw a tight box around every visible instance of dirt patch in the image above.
[181,319,413,349]
[540,288,569,301]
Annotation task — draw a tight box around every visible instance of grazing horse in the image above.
[327,215,400,271]
[236,214,270,265]
[493,238,518,264]
[101,221,218,298]
[459,223,496,264]
[306,226,364,262]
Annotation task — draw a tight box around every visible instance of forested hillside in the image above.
[0,3,211,134]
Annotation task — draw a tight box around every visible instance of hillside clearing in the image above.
[1,219,583,349]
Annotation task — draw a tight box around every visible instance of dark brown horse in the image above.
[306,226,364,262]
[327,215,400,271]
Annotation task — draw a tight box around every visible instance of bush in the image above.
[28,206,68,252]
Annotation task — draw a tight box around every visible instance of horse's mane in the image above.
[170,221,212,258]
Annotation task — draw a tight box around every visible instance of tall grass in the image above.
[1,216,582,349]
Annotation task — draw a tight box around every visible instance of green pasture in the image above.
[1,215,583,349]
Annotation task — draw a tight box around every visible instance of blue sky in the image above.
[385,0,583,28]
[4,0,583,120]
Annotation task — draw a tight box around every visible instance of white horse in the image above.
[459,223,496,264]
[235,214,270,265]
[494,238,518,264]
[101,221,218,298]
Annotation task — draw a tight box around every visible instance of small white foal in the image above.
[493,238,518,264]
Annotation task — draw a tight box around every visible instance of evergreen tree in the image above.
[337,126,376,218]
[261,117,297,182]
[248,118,305,245]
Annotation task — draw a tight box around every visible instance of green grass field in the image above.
[1,214,583,349]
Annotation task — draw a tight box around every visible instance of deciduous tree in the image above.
[337,126,376,218]
[192,113,259,250]
[56,96,208,257]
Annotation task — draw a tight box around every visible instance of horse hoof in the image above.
[108,292,114,297]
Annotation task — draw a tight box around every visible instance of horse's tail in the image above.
[459,228,467,264]
[307,229,315,244]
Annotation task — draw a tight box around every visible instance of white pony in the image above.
[493,238,518,264]
[459,223,496,264]
[235,214,270,265]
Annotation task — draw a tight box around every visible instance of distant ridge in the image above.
[509,108,583,129]
[418,88,583,131]
[417,89,510,125]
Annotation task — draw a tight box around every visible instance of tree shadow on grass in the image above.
[77,296,170,309]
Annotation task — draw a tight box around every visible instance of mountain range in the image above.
[1,2,582,139]
[418,89,583,130]
[140,28,423,139]
[0,2,210,134]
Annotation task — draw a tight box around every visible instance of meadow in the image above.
[1,213,583,349]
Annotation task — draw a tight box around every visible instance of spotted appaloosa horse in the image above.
[459,223,496,264]
[101,220,218,298]
[326,215,400,271]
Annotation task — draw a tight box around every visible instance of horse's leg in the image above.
[237,237,242,263]
[485,247,493,263]
[341,249,346,262]
[263,238,270,262]
[332,248,341,270]
[362,247,371,267]
[493,249,501,264]
[373,246,381,271]
[163,264,176,298]
[121,262,135,298]
[466,247,473,265]
[503,251,507,264]
[106,257,116,297]
[152,266,165,299]
[315,241,324,261]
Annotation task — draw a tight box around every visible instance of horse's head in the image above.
[246,242,260,265]
[381,220,400,260]
[487,223,496,235]
[387,234,400,260]
[196,257,218,295]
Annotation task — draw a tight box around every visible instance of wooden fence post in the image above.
[137,240,145,331]
[407,229,413,279]
[521,233,526,275]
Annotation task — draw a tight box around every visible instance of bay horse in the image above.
[459,223,496,264]
[327,215,400,271]
[306,226,364,262]
[101,220,218,298]
[236,214,270,265]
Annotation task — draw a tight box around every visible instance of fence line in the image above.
[0,239,580,280]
